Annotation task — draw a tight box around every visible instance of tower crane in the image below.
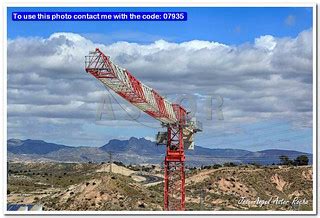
[85,48,202,211]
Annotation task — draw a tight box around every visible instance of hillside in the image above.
[185,165,312,210]
[44,174,163,211]
[7,162,313,211]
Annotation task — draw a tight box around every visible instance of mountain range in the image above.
[7,138,312,166]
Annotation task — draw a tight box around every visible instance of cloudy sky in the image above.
[7,7,314,153]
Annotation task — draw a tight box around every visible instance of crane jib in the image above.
[85,48,186,125]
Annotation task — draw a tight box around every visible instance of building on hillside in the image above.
[7,204,43,211]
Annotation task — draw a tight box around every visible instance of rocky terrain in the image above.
[184,165,313,210]
[7,162,313,211]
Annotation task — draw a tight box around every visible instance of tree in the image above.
[250,162,261,167]
[294,155,309,166]
[279,155,290,165]
[223,162,237,167]
[212,164,222,169]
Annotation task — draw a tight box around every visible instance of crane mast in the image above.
[85,48,201,211]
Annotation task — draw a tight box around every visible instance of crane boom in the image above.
[85,48,202,211]
[85,48,184,125]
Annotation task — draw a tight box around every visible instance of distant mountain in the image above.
[7,139,24,147]
[186,146,251,157]
[240,149,312,165]
[8,139,72,155]
[100,137,165,155]
[7,138,312,166]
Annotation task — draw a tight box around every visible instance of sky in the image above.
[7,7,314,153]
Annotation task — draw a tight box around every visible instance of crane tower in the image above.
[85,48,202,211]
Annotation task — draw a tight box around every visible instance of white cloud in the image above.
[7,29,313,146]
[144,136,156,142]
[254,35,277,51]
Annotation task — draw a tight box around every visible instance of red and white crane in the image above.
[85,48,202,211]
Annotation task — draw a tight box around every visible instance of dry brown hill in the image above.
[8,162,313,211]
[43,173,163,211]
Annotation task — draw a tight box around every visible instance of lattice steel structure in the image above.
[85,48,201,211]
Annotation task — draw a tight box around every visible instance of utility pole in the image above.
[108,152,112,173]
